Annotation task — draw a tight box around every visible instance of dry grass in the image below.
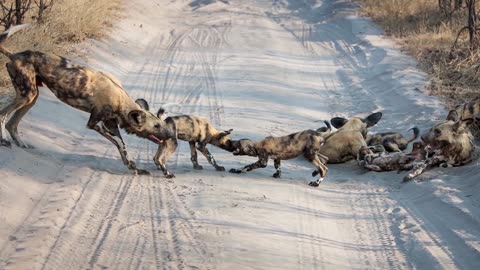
[0,0,123,86]
[358,0,480,107]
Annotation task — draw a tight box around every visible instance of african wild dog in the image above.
[0,86,14,146]
[454,101,480,126]
[366,127,419,152]
[229,123,331,187]
[357,141,427,172]
[319,112,382,163]
[402,110,475,182]
[420,110,475,166]
[153,108,235,178]
[0,25,174,174]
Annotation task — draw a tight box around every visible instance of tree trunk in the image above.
[15,0,23,24]
[467,0,477,48]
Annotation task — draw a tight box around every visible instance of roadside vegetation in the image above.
[359,0,480,107]
[0,0,122,87]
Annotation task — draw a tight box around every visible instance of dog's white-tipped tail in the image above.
[0,24,29,58]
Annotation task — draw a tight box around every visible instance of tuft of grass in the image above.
[358,0,480,107]
[0,0,123,87]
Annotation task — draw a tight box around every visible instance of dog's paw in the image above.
[308,181,320,187]
[0,139,11,147]
[272,172,281,178]
[165,173,176,179]
[229,168,242,174]
[19,143,34,149]
[193,165,204,170]
[216,166,226,172]
[402,175,413,183]
[309,177,324,187]
[136,169,151,176]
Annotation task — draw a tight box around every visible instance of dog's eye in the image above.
[154,124,161,129]
[434,129,441,135]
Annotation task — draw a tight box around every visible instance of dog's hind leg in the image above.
[154,138,177,178]
[306,151,328,187]
[189,141,203,170]
[0,113,11,147]
[3,62,39,148]
[87,111,149,175]
[229,155,268,174]
[272,159,281,178]
[197,143,225,171]
[5,93,38,148]
[384,141,401,152]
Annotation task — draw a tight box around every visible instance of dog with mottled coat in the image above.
[0,25,174,174]
[152,108,235,178]
[229,121,332,187]
[319,112,383,164]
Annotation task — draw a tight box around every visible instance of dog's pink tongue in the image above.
[149,135,163,144]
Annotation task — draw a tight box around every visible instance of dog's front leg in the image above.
[197,143,225,171]
[153,138,177,178]
[229,155,268,174]
[272,159,281,178]
[87,115,149,175]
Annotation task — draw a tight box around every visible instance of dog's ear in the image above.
[453,118,473,133]
[135,98,150,111]
[363,112,382,128]
[446,110,459,122]
[128,110,147,127]
[217,129,233,139]
[157,108,166,118]
[330,117,348,128]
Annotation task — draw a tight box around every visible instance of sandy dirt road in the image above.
[1,0,480,269]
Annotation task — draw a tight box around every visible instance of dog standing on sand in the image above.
[0,25,174,174]
[229,122,331,187]
[153,108,235,178]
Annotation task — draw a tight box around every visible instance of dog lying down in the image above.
[366,126,419,152]
[229,122,331,187]
[357,142,428,180]
[358,109,476,181]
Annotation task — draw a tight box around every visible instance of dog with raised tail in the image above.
[0,25,175,175]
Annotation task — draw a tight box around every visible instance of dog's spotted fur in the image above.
[420,110,475,167]
[229,125,331,187]
[455,101,480,124]
[0,25,174,174]
[357,142,427,172]
[153,108,235,178]
[366,127,419,152]
[320,112,383,163]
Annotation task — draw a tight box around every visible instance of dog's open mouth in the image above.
[148,135,164,144]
